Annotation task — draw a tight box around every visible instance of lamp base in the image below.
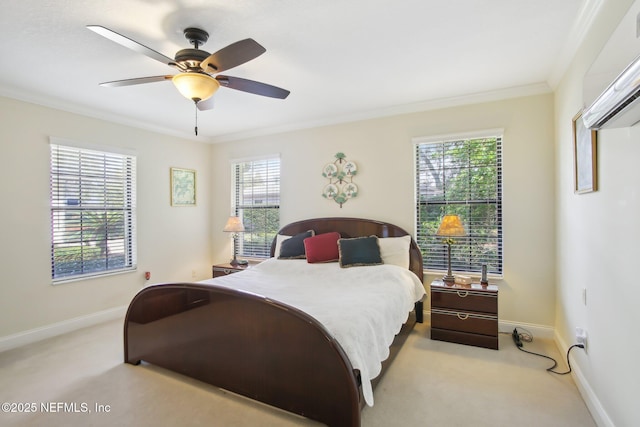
[442,274,455,285]
[230,258,248,266]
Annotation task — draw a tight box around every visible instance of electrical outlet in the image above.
[191,269,197,279]
[576,327,587,348]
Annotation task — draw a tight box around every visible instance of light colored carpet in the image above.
[0,319,595,426]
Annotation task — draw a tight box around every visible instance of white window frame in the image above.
[230,155,280,258]
[414,130,503,277]
[50,138,137,283]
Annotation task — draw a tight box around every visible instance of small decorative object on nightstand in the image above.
[223,216,248,266]
[481,264,488,286]
[436,214,465,285]
[212,262,251,278]
[430,279,498,350]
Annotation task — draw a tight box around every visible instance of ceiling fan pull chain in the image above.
[194,102,198,136]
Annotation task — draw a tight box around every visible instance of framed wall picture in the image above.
[572,111,597,194]
[170,167,196,206]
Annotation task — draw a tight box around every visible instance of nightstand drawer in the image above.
[431,328,498,350]
[431,289,497,314]
[212,263,251,278]
[431,309,497,336]
[213,267,237,277]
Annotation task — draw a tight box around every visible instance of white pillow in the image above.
[273,234,291,258]
[378,235,411,269]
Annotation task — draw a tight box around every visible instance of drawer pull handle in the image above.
[223,269,231,274]
[457,313,469,320]
[457,291,469,298]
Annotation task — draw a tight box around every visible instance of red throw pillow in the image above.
[303,232,341,263]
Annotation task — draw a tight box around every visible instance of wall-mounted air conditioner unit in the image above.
[582,0,640,130]
[582,55,640,129]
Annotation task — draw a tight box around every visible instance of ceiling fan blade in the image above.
[201,39,266,73]
[87,25,183,70]
[99,75,173,87]
[216,75,290,99]
[196,97,216,111]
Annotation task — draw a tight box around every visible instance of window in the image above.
[50,141,137,282]
[231,156,280,258]
[414,132,503,276]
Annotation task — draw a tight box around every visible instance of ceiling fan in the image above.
[87,25,290,133]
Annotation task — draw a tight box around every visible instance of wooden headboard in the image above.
[270,217,423,282]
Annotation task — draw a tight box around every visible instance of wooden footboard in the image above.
[125,282,362,427]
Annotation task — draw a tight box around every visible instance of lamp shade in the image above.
[172,73,220,102]
[436,214,465,237]
[223,216,245,233]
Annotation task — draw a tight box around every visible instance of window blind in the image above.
[50,143,137,281]
[415,135,503,275]
[232,157,280,258]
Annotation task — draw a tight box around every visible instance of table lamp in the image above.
[223,216,248,266]
[436,214,465,284]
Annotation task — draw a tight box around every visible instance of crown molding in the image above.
[547,0,606,88]
[0,85,199,142]
[211,83,552,143]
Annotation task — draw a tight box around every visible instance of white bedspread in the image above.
[199,258,425,406]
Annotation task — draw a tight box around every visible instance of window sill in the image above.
[424,269,503,281]
[51,267,137,286]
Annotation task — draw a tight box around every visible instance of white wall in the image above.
[553,1,639,426]
[211,93,557,329]
[0,96,212,339]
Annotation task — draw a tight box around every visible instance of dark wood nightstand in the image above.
[430,279,499,350]
[212,262,251,278]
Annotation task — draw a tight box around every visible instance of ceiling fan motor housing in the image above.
[174,48,210,68]
[176,28,213,70]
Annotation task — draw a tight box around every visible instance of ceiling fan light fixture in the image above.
[172,73,220,102]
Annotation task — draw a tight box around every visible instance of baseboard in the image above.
[498,319,555,339]
[555,333,613,427]
[0,305,127,353]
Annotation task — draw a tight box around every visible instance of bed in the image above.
[124,217,425,427]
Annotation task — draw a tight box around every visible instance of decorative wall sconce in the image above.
[322,152,358,207]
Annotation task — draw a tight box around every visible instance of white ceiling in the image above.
[0,0,596,142]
